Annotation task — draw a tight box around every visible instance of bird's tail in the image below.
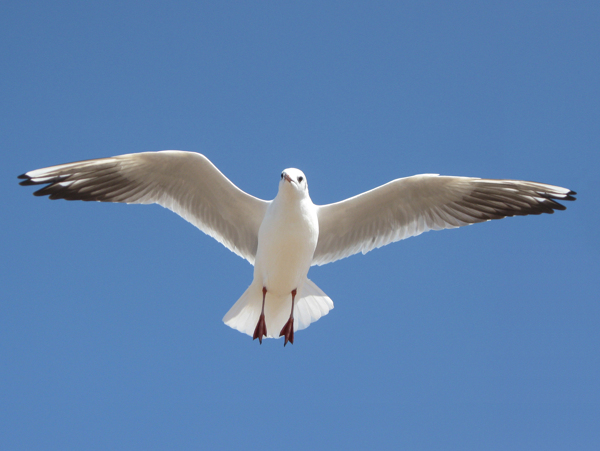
[223,279,333,339]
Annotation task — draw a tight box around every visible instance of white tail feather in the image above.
[223,278,333,338]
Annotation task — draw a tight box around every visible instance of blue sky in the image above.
[2,1,599,450]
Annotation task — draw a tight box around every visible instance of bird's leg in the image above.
[253,287,268,344]
[279,289,296,346]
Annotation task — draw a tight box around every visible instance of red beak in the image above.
[283,172,293,183]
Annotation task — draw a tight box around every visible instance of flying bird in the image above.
[19,151,576,345]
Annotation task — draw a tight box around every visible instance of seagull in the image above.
[19,151,576,345]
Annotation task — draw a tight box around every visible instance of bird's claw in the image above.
[253,314,267,344]
[279,318,294,346]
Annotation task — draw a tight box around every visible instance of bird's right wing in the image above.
[19,151,269,264]
[312,174,576,266]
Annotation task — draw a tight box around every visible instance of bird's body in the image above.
[224,168,326,344]
[254,169,318,297]
[19,151,576,345]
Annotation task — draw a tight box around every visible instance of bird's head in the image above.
[279,168,309,199]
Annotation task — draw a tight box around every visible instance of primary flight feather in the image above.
[19,151,576,345]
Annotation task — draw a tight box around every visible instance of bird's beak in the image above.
[283,172,293,183]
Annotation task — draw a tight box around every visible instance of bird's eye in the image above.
[281,173,284,179]
[298,176,303,183]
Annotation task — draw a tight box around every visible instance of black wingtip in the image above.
[18,173,34,186]
[565,190,577,201]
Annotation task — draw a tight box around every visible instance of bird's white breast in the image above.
[253,196,319,296]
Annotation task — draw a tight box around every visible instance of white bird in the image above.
[19,151,576,345]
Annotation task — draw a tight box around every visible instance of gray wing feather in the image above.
[312,174,575,266]
[19,151,269,264]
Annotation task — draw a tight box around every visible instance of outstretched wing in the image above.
[19,151,269,264]
[312,174,576,266]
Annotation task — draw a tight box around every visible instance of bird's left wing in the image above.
[312,174,576,266]
[19,151,269,264]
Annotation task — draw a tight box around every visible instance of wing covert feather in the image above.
[19,151,269,263]
[312,174,575,266]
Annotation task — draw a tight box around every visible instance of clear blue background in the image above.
[2,1,598,450]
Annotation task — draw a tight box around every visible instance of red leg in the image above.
[279,289,296,346]
[253,287,268,344]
